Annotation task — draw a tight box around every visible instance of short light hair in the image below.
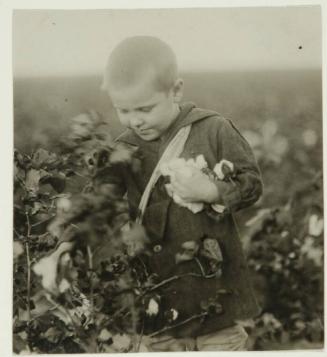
[103,36,178,93]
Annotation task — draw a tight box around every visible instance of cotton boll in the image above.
[243,130,261,149]
[160,162,170,176]
[262,120,278,139]
[98,328,112,342]
[56,197,72,214]
[188,203,204,213]
[308,214,323,237]
[112,334,131,352]
[164,183,174,197]
[195,155,208,170]
[168,158,187,171]
[146,298,159,316]
[160,156,208,214]
[176,166,193,178]
[13,241,24,260]
[213,159,234,180]
[171,309,179,320]
[32,242,74,294]
[58,279,71,293]
[303,129,318,147]
[187,157,196,165]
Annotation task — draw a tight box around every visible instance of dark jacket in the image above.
[113,102,263,337]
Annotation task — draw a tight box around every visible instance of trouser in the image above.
[146,324,249,352]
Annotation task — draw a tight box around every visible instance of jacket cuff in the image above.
[213,180,242,211]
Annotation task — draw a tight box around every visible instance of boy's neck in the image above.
[159,104,181,143]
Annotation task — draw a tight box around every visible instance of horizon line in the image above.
[13,67,322,80]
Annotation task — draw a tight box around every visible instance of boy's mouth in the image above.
[135,128,151,135]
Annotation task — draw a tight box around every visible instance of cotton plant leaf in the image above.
[31,148,59,169]
[25,168,49,194]
[41,173,66,193]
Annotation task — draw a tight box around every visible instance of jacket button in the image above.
[153,244,162,253]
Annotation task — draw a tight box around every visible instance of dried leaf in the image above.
[200,238,223,263]
[43,326,63,344]
[41,173,66,193]
[31,148,58,169]
[25,168,49,194]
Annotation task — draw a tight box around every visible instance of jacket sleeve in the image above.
[212,118,263,212]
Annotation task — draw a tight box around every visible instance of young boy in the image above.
[102,36,263,351]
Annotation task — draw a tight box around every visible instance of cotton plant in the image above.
[160,155,234,214]
[242,120,289,165]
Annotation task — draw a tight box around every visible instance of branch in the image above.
[87,245,94,314]
[24,212,32,324]
[145,271,217,294]
[194,257,206,276]
[13,228,21,238]
[30,215,56,228]
[149,312,209,338]
[130,295,138,352]
[135,319,144,352]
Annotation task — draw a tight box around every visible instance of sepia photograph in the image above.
[8,2,324,354]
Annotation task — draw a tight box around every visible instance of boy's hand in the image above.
[170,167,220,204]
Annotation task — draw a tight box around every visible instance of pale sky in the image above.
[13,6,322,77]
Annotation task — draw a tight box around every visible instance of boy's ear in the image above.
[172,78,184,103]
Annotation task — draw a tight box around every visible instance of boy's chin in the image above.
[135,130,160,141]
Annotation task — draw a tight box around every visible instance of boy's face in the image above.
[108,70,183,141]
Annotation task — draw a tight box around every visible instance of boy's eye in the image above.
[118,109,129,114]
[138,106,154,113]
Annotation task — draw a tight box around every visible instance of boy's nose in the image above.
[130,116,144,128]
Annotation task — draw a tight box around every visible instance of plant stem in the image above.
[45,294,77,329]
[194,258,206,276]
[146,271,217,294]
[228,177,237,187]
[87,245,94,314]
[30,215,56,228]
[25,212,32,324]
[135,319,144,352]
[13,228,20,238]
[130,295,138,352]
[149,312,209,338]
